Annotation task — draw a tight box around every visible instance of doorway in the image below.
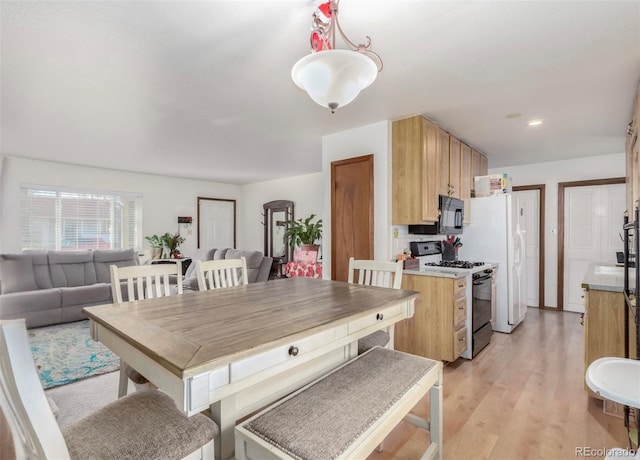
[513,185,545,308]
[197,197,236,249]
[331,155,374,282]
[558,178,626,312]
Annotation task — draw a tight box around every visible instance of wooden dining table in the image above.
[83,277,418,460]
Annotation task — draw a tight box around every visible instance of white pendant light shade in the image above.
[291,49,378,111]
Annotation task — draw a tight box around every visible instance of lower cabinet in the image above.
[583,288,627,398]
[395,274,467,362]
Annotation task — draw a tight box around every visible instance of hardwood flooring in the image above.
[369,308,631,460]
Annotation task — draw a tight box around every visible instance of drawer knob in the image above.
[459,336,466,341]
[288,346,299,357]
[376,313,384,321]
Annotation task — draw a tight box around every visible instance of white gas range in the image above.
[403,241,497,360]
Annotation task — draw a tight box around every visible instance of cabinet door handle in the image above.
[288,346,299,356]
[459,336,466,341]
[376,313,384,321]
[458,305,465,310]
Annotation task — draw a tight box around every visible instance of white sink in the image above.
[594,265,624,276]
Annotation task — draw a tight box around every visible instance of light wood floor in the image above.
[369,308,631,460]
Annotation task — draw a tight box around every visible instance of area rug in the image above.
[28,320,120,389]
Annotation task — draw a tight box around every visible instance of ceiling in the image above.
[2,1,639,185]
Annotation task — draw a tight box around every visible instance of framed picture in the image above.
[294,249,318,264]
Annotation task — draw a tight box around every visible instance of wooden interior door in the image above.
[331,155,374,281]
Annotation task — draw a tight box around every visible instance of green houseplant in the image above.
[284,214,323,251]
[145,234,164,259]
[161,232,185,259]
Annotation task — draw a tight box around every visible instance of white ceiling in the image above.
[2,1,639,184]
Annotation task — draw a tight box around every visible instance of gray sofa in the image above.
[182,248,272,290]
[0,249,138,328]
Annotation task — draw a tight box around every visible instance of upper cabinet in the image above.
[392,116,441,224]
[392,115,489,225]
[460,143,472,224]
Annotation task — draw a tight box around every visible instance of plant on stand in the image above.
[284,214,323,264]
[145,234,164,259]
[161,232,185,259]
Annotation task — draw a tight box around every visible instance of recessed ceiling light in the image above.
[505,113,522,119]
[528,119,543,126]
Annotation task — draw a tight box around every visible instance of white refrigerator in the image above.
[460,194,528,333]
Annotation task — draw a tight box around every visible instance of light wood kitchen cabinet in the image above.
[439,131,461,199]
[392,116,441,224]
[395,274,467,362]
[460,142,472,223]
[471,148,489,193]
[583,288,626,398]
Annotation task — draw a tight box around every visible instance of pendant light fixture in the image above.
[291,0,383,113]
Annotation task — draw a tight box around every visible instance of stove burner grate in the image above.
[426,260,485,269]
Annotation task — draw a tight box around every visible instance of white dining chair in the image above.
[110,263,183,397]
[347,257,403,354]
[0,319,217,460]
[196,257,248,290]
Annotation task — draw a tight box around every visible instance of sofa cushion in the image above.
[225,249,265,283]
[93,249,138,283]
[0,288,62,314]
[28,252,54,289]
[184,248,216,280]
[0,255,38,294]
[213,248,228,260]
[48,251,97,287]
[60,283,111,307]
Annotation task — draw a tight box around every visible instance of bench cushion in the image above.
[357,330,390,354]
[243,347,438,460]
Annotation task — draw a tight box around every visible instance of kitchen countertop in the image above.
[581,262,635,292]
[404,262,498,279]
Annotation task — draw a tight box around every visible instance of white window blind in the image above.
[20,185,143,251]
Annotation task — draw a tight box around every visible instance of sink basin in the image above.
[594,265,624,276]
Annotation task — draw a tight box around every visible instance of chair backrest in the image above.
[110,263,183,303]
[0,319,71,459]
[196,257,248,290]
[347,257,403,290]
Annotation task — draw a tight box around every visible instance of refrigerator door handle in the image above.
[516,230,526,275]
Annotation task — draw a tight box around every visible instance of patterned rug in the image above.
[28,320,120,389]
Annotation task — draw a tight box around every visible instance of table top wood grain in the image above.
[84,277,418,378]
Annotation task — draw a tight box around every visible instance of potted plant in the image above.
[284,214,323,252]
[161,232,186,259]
[145,234,164,259]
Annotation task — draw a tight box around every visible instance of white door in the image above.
[514,190,540,307]
[198,198,236,249]
[563,184,625,312]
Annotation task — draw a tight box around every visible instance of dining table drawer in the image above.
[347,303,405,335]
[230,326,347,383]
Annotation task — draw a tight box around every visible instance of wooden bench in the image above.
[235,347,443,460]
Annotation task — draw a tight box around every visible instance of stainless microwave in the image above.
[408,195,464,235]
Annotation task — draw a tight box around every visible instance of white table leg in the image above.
[211,395,237,460]
[429,369,443,460]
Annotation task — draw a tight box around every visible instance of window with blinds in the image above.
[20,186,143,251]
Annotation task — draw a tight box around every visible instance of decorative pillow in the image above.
[0,255,38,294]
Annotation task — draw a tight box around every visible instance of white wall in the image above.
[241,172,323,255]
[0,156,241,256]
[491,152,626,308]
[322,121,392,279]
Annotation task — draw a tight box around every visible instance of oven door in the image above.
[472,273,492,332]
